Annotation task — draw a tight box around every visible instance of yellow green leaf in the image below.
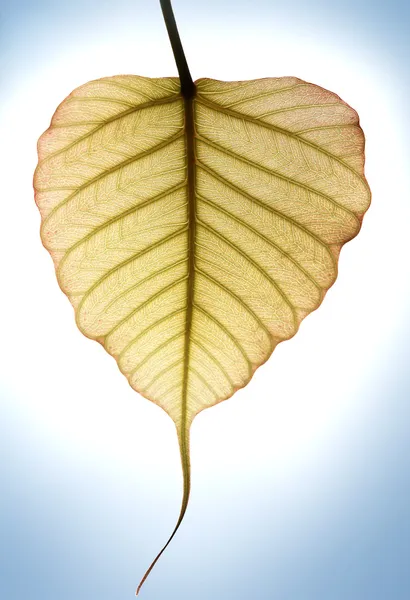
[34,73,370,591]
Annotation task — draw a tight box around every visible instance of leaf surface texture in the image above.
[35,75,369,429]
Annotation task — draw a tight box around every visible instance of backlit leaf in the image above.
[34,73,370,591]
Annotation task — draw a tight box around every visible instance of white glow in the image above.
[1,15,409,504]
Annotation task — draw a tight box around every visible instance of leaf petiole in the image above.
[160,0,196,98]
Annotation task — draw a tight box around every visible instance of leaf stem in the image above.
[136,425,191,596]
[135,5,196,594]
[160,0,196,98]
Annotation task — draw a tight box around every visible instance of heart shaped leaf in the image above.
[33,1,370,593]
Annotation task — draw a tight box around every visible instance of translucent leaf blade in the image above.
[34,73,370,590]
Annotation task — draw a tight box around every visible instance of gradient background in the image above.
[1,1,410,598]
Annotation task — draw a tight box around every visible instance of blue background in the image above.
[1,1,410,599]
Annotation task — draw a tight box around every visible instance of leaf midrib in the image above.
[181,95,196,434]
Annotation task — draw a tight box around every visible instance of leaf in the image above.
[34,74,370,590]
